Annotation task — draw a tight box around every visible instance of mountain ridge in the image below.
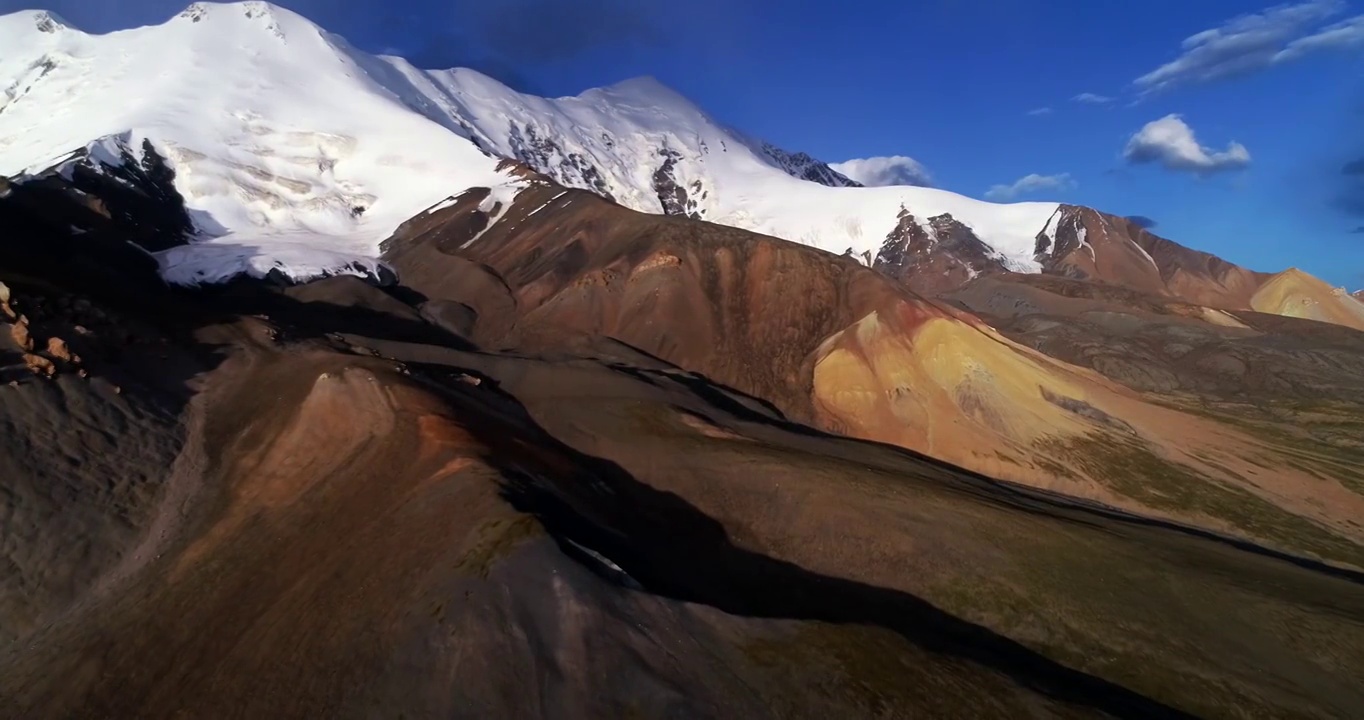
[2,1,1362,331]
[0,1,1051,282]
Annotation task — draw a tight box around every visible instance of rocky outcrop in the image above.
[21,352,54,378]
[2,136,193,258]
[651,148,703,220]
[505,122,614,202]
[872,206,1008,296]
[9,314,33,351]
[45,336,77,364]
[758,143,861,188]
[2,286,86,380]
[0,144,178,302]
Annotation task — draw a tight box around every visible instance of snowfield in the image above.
[0,2,1059,284]
[0,3,513,283]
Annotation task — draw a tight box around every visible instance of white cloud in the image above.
[984,173,1074,201]
[830,156,932,187]
[1027,107,1054,116]
[1276,13,1364,60]
[1072,93,1114,105]
[1135,0,1364,93]
[1123,114,1251,174]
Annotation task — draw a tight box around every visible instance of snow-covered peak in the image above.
[589,75,692,104]
[1,1,1060,285]
[337,64,1054,268]
[0,1,516,284]
[168,1,349,46]
[0,9,74,36]
[170,1,302,26]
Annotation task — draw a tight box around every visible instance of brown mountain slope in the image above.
[1037,207,1364,332]
[383,182,1364,567]
[4,236,1364,718]
[854,201,1364,334]
[1250,268,1364,332]
[945,272,1364,553]
[1034,206,1269,308]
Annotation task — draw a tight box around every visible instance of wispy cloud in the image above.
[1277,14,1364,60]
[1124,114,1251,174]
[830,156,933,188]
[984,173,1074,201]
[1072,93,1114,105]
[1352,226,1364,233]
[1125,215,1159,230]
[1027,107,1054,116]
[1135,0,1364,94]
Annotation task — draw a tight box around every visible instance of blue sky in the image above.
[13,0,1364,287]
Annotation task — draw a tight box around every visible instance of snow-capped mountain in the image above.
[370,67,1054,272]
[1,1,1057,283]
[0,3,515,282]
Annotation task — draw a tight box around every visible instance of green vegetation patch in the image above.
[1041,433,1364,568]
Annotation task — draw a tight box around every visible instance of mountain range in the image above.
[4,3,1364,718]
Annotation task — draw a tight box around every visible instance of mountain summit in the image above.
[0,1,1053,285]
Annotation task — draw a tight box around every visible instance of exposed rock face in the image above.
[873,206,1008,296]
[757,143,861,188]
[1,137,193,262]
[506,121,615,202]
[9,315,33,351]
[45,336,77,364]
[0,150,176,299]
[651,148,703,219]
[21,352,54,377]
